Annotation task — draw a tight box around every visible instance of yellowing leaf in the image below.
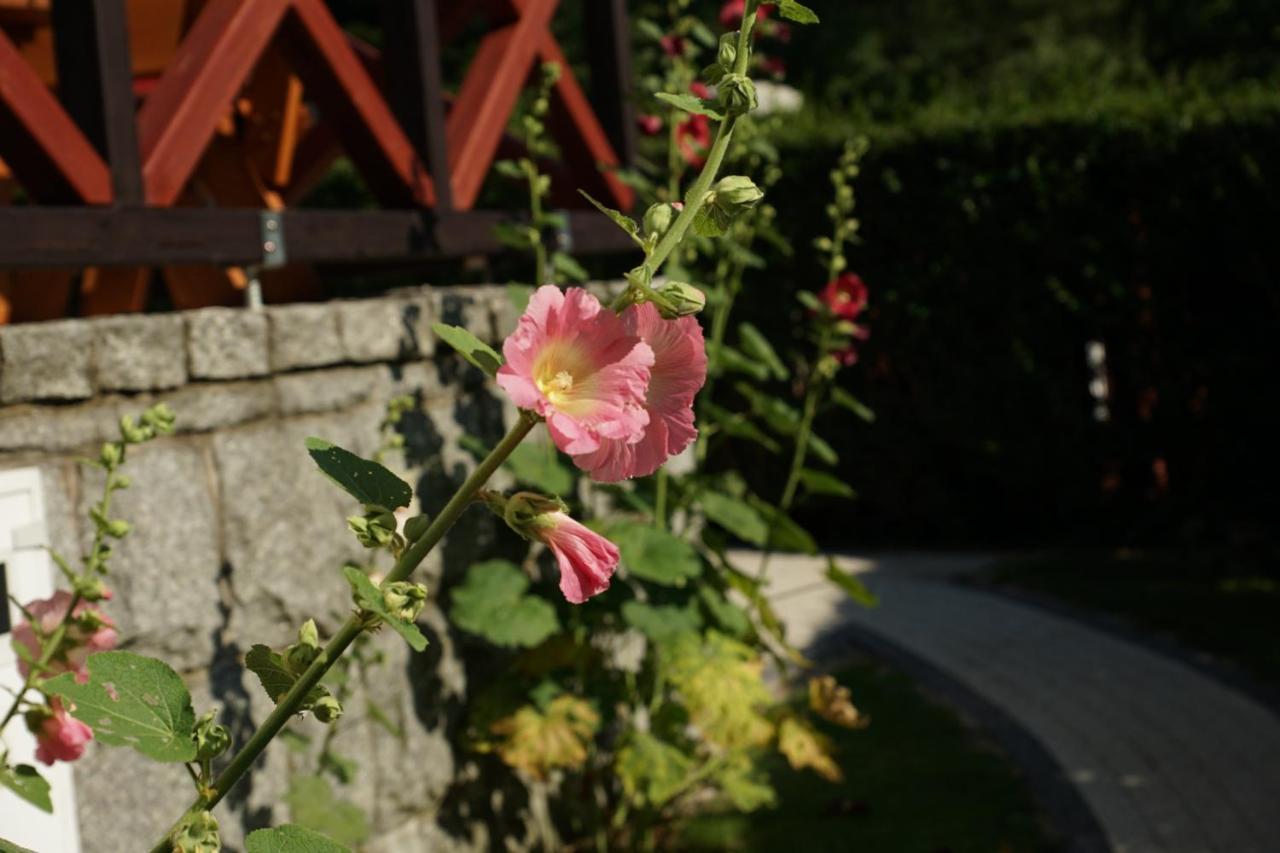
[616,732,694,808]
[490,695,599,779]
[778,716,843,782]
[662,633,773,749]
[808,674,868,729]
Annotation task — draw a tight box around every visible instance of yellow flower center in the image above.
[539,370,576,405]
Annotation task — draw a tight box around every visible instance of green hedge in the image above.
[722,87,1280,546]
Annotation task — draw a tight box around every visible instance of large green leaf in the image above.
[617,732,694,808]
[245,825,350,853]
[0,764,51,813]
[700,492,769,546]
[504,442,574,495]
[450,560,560,648]
[286,775,369,848]
[432,323,504,376]
[304,438,412,509]
[737,322,787,380]
[717,754,778,811]
[611,522,702,586]
[342,567,428,652]
[244,645,332,712]
[621,601,702,644]
[775,0,819,24]
[44,651,195,763]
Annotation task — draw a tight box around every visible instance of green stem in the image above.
[528,161,549,286]
[653,468,669,530]
[148,414,538,853]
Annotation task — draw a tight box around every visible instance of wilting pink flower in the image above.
[574,303,707,482]
[820,273,869,320]
[13,590,117,684]
[533,512,620,603]
[32,699,93,765]
[497,286,654,458]
[659,33,685,57]
[637,114,664,136]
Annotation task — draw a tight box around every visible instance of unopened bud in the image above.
[297,619,320,650]
[643,203,679,240]
[99,442,122,469]
[171,811,220,853]
[717,32,738,70]
[141,403,176,435]
[104,519,131,539]
[717,73,757,115]
[713,175,765,212]
[118,415,152,444]
[72,576,112,602]
[382,581,427,624]
[503,491,566,538]
[313,695,343,724]
[403,514,431,542]
[655,281,706,318]
[192,711,231,761]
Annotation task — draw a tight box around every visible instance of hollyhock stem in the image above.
[148,413,539,853]
[643,9,757,277]
[654,467,669,530]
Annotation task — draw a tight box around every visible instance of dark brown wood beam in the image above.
[583,0,637,170]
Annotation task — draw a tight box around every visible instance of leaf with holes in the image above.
[450,560,560,648]
[304,438,411,509]
[342,566,428,652]
[245,825,350,853]
[431,323,504,377]
[44,651,196,763]
[245,645,332,712]
[0,764,51,813]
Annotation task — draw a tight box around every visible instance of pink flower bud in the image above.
[30,699,93,765]
[533,512,620,604]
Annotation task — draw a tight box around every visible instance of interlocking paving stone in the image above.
[757,552,1280,853]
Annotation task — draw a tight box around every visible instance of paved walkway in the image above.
[753,551,1280,853]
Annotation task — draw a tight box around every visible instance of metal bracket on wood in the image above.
[260,210,287,269]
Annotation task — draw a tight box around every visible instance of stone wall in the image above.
[0,285,545,852]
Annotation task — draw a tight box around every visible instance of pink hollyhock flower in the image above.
[689,81,712,100]
[534,511,620,603]
[820,272,870,320]
[637,114,664,136]
[12,590,117,684]
[497,286,654,457]
[720,0,772,29]
[574,303,707,482]
[32,699,94,765]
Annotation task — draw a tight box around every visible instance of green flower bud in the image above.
[118,415,152,444]
[717,32,738,70]
[284,620,321,675]
[141,403,176,435]
[313,695,343,724]
[655,281,706,319]
[171,810,220,853]
[642,202,679,240]
[713,175,765,212]
[72,575,111,603]
[348,507,398,549]
[540,61,562,85]
[99,442,122,469]
[403,514,431,542]
[104,518,131,539]
[297,618,320,650]
[192,711,231,762]
[382,581,428,624]
[717,73,757,115]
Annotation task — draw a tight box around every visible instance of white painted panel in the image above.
[0,468,81,852]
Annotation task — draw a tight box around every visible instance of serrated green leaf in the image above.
[611,522,702,586]
[431,323,504,376]
[450,560,560,648]
[798,469,857,498]
[830,386,876,422]
[621,600,702,644]
[617,732,694,808]
[245,825,351,853]
[700,492,769,546]
[0,838,38,853]
[342,567,428,652]
[0,764,51,813]
[245,645,331,711]
[286,775,369,848]
[775,0,819,24]
[304,438,412,509]
[44,651,196,762]
[654,92,724,120]
[578,190,640,240]
[738,322,787,379]
[826,560,879,608]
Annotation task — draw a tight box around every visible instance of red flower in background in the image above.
[659,33,686,57]
[720,0,773,29]
[675,82,713,166]
[637,114,664,136]
[758,56,787,79]
[820,273,869,320]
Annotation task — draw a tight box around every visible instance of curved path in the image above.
[754,552,1280,853]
